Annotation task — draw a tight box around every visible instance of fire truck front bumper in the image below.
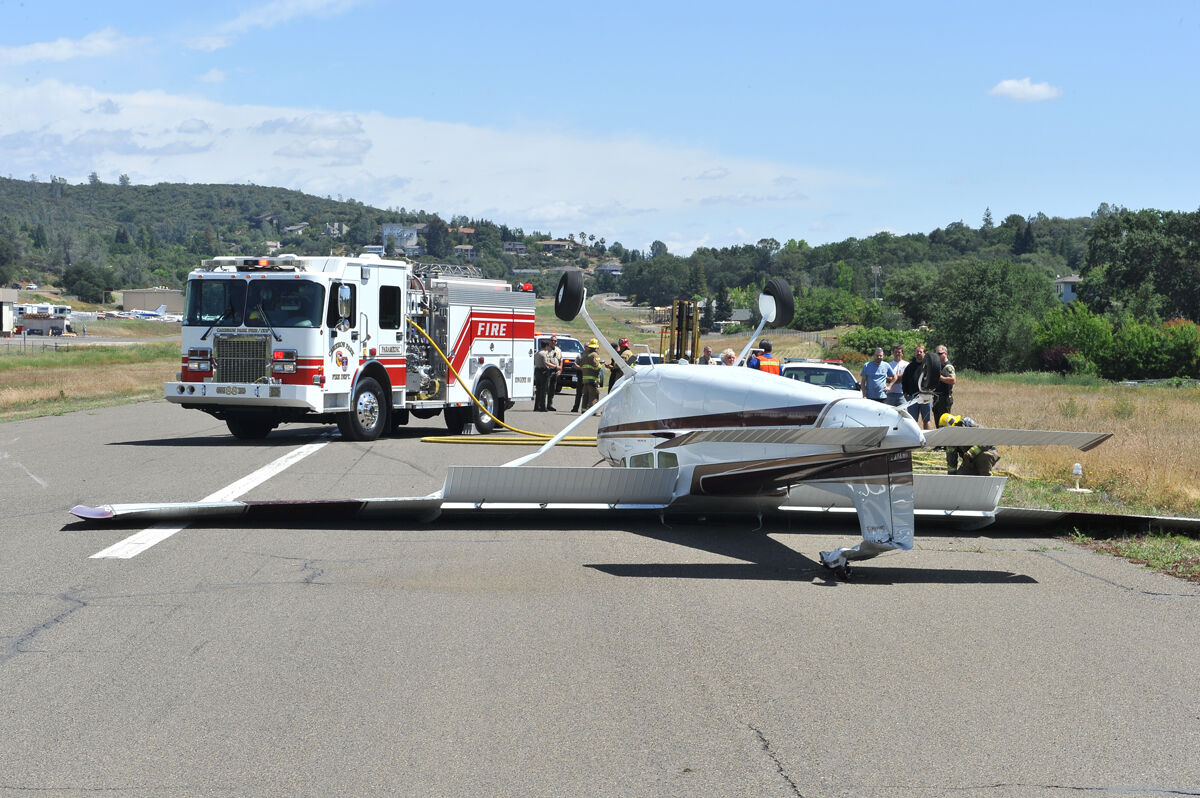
[165,381,327,412]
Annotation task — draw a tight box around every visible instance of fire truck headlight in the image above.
[271,349,298,374]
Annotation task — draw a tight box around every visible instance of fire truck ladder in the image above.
[407,260,483,279]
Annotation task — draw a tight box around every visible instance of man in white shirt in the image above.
[885,345,908,407]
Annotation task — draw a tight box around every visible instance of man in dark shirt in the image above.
[901,343,940,429]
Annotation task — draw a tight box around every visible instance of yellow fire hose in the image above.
[406,318,597,444]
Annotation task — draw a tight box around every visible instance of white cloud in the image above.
[191,0,363,50]
[0,79,864,253]
[177,119,213,134]
[988,77,1063,102]
[199,68,227,83]
[0,27,143,66]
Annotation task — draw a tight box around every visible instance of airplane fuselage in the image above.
[597,364,925,498]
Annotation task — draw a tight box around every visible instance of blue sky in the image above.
[2,0,1198,254]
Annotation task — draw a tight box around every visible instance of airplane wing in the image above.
[656,427,889,449]
[922,427,1112,451]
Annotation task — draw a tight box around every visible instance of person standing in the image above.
[747,339,780,374]
[859,347,895,402]
[901,343,939,429]
[885,345,908,407]
[578,338,603,411]
[533,338,552,412]
[933,345,956,420]
[608,337,635,392]
[544,334,563,411]
[698,344,714,364]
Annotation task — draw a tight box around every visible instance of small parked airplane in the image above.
[115,304,181,322]
[71,275,1111,577]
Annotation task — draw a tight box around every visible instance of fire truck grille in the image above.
[213,334,271,383]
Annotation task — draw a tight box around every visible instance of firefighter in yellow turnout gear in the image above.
[938,413,1000,476]
[578,339,603,411]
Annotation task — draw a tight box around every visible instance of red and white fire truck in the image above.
[166,254,535,440]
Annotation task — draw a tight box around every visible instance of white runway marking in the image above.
[90,439,330,559]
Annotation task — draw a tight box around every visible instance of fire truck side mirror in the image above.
[337,284,352,329]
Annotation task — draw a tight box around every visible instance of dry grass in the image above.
[953,376,1200,518]
[0,345,177,421]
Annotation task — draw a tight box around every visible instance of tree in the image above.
[715,280,732,322]
[1080,207,1200,323]
[1033,301,1114,372]
[930,258,1055,372]
[119,173,131,186]
[650,240,668,259]
[424,217,451,258]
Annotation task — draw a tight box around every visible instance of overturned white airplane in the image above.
[72,274,1113,578]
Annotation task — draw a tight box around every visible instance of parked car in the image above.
[24,284,38,290]
[535,332,585,393]
[634,353,664,366]
[780,359,860,394]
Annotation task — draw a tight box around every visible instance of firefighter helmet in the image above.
[618,337,630,349]
[938,413,962,428]
[587,338,599,349]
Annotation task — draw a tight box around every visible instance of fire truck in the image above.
[166,254,535,440]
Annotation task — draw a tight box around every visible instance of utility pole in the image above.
[871,265,881,301]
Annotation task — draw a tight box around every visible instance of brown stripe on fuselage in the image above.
[690,449,911,496]
[599,403,827,435]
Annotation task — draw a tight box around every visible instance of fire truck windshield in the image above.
[246,282,325,328]
[185,279,247,327]
[184,279,325,329]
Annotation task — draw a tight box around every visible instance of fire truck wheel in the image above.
[339,377,388,441]
[554,270,584,321]
[225,414,276,440]
[472,378,502,434]
[444,406,470,434]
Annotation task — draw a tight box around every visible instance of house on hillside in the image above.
[596,261,623,278]
[324,222,349,237]
[1054,274,1081,303]
[281,222,309,236]
[453,244,476,261]
[503,241,527,255]
[381,223,423,256]
[541,240,574,253]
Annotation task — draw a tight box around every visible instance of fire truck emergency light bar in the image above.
[201,255,302,271]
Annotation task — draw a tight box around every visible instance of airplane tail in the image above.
[155,304,167,315]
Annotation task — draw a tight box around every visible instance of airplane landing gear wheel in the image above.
[555,270,584,321]
[763,277,794,328]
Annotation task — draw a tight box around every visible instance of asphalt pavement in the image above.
[1,399,1198,797]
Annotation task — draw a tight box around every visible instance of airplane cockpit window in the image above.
[625,452,678,468]
[185,279,246,326]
